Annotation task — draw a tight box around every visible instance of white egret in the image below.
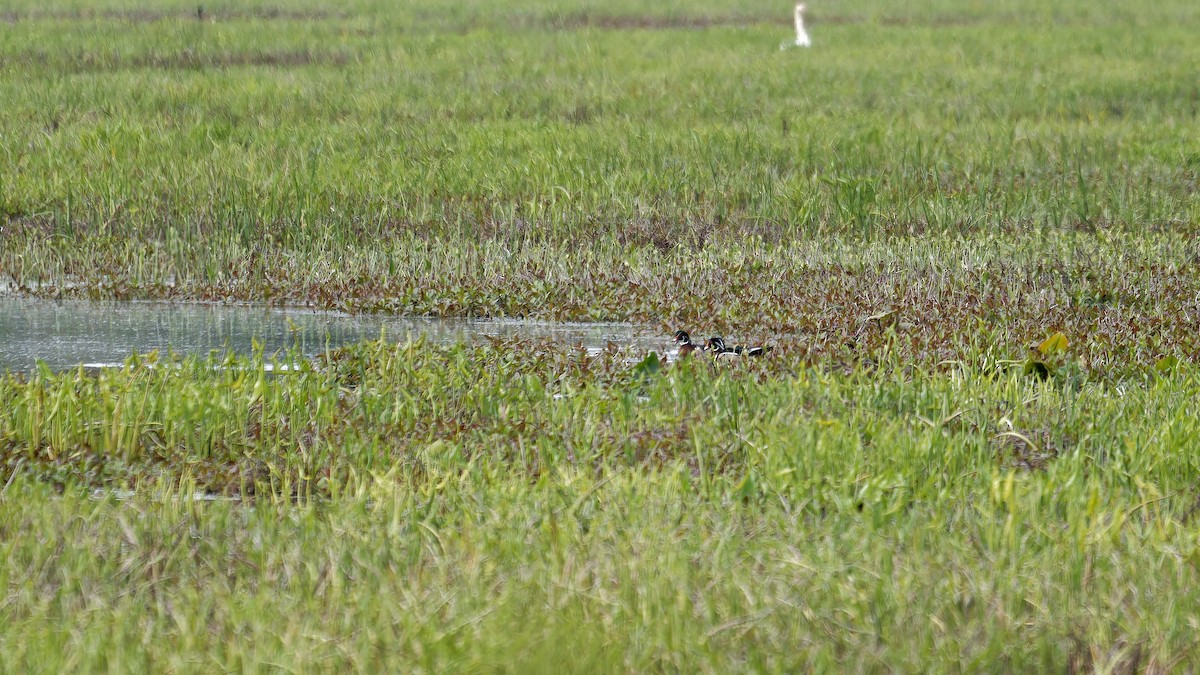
[793,3,811,47]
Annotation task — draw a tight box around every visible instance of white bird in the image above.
[793,3,812,47]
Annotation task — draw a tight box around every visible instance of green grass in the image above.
[3,0,1200,670]
[3,342,1200,670]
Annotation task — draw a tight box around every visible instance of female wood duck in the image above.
[674,330,700,357]
[706,336,771,358]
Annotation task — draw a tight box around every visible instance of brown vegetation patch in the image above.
[3,48,351,73]
[530,12,772,32]
[0,215,56,240]
[518,11,1017,33]
[1180,486,1200,524]
[131,49,351,70]
[1067,635,1149,675]
[802,12,1038,28]
[17,243,1199,378]
[0,6,343,24]
[991,427,1062,472]
[875,14,990,28]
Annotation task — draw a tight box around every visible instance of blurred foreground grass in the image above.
[2,341,1200,670]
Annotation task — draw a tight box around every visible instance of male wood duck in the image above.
[674,330,700,357]
[706,336,771,358]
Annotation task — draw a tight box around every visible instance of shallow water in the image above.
[0,298,668,372]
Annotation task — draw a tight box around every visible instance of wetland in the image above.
[1,0,1198,670]
[0,297,663,371]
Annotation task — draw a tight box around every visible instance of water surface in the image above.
[0,298,667,372]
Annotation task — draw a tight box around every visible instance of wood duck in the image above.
[706,336,771,357]
[705,336,734,357]
[674,330,699,357]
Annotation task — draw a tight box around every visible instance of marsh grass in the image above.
[2,0,1198,365]
[3,340,1200,670]
[2,0,1199,241]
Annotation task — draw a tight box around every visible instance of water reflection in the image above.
[0,298,665,372]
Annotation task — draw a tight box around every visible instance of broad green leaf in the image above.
[1037,332,1068,356]
[1155,355,1179,374]
[633,351,661,378]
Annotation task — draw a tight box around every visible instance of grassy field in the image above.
[2,0,1200,670]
